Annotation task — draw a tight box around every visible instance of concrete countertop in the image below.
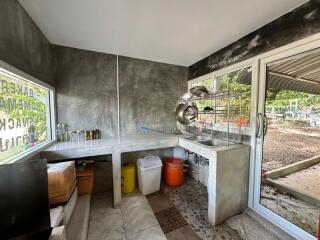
[41,133,179,161]
[41,133,244,161]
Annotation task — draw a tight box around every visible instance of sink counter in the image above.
[41,133,249,226]
[179,137,239,159]
[42,133,238,162]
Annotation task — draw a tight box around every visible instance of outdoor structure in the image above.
[1,1,320,240]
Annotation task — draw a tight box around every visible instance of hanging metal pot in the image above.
[176,103,198,125]
[190,86,210,98]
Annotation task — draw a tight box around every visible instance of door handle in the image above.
[256,113,263,138]
[263,114,268,137]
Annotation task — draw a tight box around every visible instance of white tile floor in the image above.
[87,190,166,240]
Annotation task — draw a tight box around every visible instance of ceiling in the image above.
[19,0,307,66]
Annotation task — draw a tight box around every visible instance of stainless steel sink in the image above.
[197,139,231,147]
[180,134,209,141]
[197,139,216,146]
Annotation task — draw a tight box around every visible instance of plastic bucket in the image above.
[121,163,135,193]
[137,156,162,195]
[164,158,185,187]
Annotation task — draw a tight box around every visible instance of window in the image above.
[188,67,252,143]
[215,67,252,137]
[0,62,55,164]
[188,74,214,130]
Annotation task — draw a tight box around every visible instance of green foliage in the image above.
[192,69,252,123]
[216,69,252,117]
[266,89,320,110]
[0,80,49,140]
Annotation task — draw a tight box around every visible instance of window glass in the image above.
[189,77,213,129]
[0,68,52,163]
[189,67,252,143]
[215,67,252,138]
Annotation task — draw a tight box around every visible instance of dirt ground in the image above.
[262,121,320,171]
[260,185,319,236]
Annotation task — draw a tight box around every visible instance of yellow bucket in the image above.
[121,163,135,193]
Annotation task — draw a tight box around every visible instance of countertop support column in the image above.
[112,149,121,207]
[207,156,217,226]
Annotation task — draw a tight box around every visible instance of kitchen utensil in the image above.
[184,105,198,122]
[176,103,189,125]
[204,106,213,111]
[94,129,100,139]
[175,103,198,125]
[190,86,211,97]
[83,131,90,140]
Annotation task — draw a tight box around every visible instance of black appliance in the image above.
[0,159,52,240]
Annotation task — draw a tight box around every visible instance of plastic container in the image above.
[121,163,136,193]
[137,156,163,195]
[164,157,185,187]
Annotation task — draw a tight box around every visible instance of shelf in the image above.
[183,91,228,101]
[198,111,227,115]
[182,91,244,102]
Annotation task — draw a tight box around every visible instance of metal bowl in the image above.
[190,86,211,97]
[176,103,198,125]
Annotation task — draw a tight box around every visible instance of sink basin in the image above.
[197,139,216,146]
[180,134,209,141]
[197,139,230,147]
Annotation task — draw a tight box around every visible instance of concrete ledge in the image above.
[266,178,320,207]
[267,155,320,179]
[266,155,320,207]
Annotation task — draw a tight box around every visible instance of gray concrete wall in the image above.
[54,46,118,137]
[119,56,188,135]
[54,46,188,137]
[0,0,55,85]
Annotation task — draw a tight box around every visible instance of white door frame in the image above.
[253,37,320,240]
[188,32,320,239]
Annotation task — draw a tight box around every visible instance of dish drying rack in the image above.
[181,90,247,146]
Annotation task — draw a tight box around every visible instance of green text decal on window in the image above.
[0,68,51,163]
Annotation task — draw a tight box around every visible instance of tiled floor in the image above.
[154,207,188,234]
[87,176,242,240]
[147,191,201,240]
[87,190,166,240]
[161,177,213,239]
[161,176,242,240]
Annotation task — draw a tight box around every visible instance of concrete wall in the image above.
[0,0,54,85]
[54,46,188,137]
[54,46,118,137]
[119,56,188,135]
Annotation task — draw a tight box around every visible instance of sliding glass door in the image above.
[254,46,320,240]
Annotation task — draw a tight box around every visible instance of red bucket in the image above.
[164,158,186,187]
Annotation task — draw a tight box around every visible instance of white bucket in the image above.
[137,156,162,195]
